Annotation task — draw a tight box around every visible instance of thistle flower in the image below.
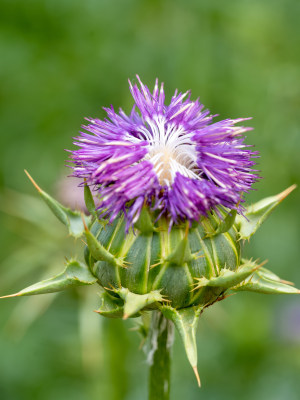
[1,77,298,397]
[70,76,258,228]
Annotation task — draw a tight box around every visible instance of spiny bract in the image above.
[1,172,298,383]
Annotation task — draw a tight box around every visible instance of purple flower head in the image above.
[70,76,259,228]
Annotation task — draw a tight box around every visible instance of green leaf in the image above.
[236,185,297,240]
[115,288,165,319]
[25,170,91,237]
[160,304,203,386]
[0,260,97,298]
[232,265,300,295]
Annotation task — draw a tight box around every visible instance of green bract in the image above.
[1,173,298,384]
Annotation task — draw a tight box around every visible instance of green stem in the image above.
[148,311,174,400]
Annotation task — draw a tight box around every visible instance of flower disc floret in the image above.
[70,76,259,227]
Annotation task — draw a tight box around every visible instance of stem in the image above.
[148,311,174,400]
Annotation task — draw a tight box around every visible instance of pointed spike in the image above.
[25,170,68,226]
[193,366,201,387]
[24,170,42,192]
[276,184,297,202]
[0,293,20,299]
[81,212,88,231]
[0,260,97,298]
[279,279,294,286]
[115,288,164,319]
[25,170,90,237]
[236,186,296,240]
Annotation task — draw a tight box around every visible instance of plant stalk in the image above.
[148,311,174,400]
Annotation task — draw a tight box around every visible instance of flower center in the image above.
[131,115,200,186]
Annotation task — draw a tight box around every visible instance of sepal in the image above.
[236,185,296,240]
[165,224,193,265]
[232,265,300,294]
[94,290,124,318]
[114,288,166,319]
[84,184,96,217]
[25,170,91,238]
[134,206,156,234]
[84,223,125,268]
[194,260,258,290]
[160,304,203,386]
[0,259,97,298]
[213,209,237,235]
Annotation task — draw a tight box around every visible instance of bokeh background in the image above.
[1,0,300,399]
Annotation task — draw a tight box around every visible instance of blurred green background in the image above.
[0,0,300,399]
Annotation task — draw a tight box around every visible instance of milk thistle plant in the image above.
[2,76,299,399]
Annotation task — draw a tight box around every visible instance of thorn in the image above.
[150,261,162,269]
[216,293,236,302]
[277,184,297,202]
[190,285,199,292]
[254,259,268,270]
[185,221,189,239]
[80,239,88,246]
[139,338,146,350]
[24,170,42,192]
[103,285,115,292]
[0,293,19,299]
[81,212,88,231]
[194,252,205,260]
[193,366,201,387]
[116,257,130,269]
[128,326,139,332]
[160,296,171,303]
[280,279,294,286]
[250,260,269,272]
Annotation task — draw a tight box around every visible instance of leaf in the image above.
[25,170,91,237]
[0,260,97,298]
[236,185,296,240]
[160,304,203,386]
